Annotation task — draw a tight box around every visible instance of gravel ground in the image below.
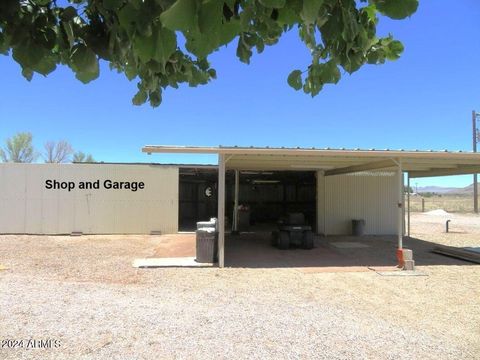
[1,214,479,360]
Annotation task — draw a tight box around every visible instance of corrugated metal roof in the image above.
[142,145,480,178]
[143,144,475,155]
[217,145,471,153]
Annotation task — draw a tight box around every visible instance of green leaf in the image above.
[287,69,302,90]
[236,38,252,64]
[301,0,324,24]
[61,6,77,22]
[132,89,148,105]
[125,65,137,80]
[149,90,162,107]
[160,0,197,32]
[103,0,124,10]
[21,68,33,81]
[0,32,9,54]
[372,0,418,20]
[134,26,177,66]
[153,28,176,65]
[277,7,300,26]
[71,45,97,73]
[361,4,377,23]
[198,0,222,34]
[70,44,99,83]
[62,21,75,48]
[341,5,359,42]
[185,34,215,59]
[207,68,216,79]
[385,39,404,60]
[12,44,44,68]
[219,19,241,46]
[320,61,340,84]
[187,18,241,59]
[32,56,56,76]
[75,62,99,83]
[259,0,286,8]
[118,3,139,34]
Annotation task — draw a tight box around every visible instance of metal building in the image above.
[1,146,479,268]
[143,145,480,267]
[0,163,179,234]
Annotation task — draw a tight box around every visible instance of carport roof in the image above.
[142,145,480,178]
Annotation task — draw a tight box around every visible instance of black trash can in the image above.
[352,219,365,236]
[195,227,218,263]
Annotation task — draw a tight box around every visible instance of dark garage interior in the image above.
[179,167,316,232]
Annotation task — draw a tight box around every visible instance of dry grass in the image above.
[409,194,479,213]
[0,215,479,359]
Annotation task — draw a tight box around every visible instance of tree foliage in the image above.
[0,0,418,106]
[44,140,74,163]
[73,151,95,162]
[0,132,38,163]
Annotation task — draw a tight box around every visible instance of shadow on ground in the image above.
[224,233,477,268]
[152,232,478,269]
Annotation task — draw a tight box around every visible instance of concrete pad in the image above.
[133,257,215,268]
[147,231,474,270]
[330,242,370,249]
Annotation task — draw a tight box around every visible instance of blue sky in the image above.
[1,0,479,187]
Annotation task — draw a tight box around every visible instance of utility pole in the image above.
[473,111,479,214]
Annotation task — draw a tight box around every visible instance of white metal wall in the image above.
[0,163,179,234]
[317,171,398,235]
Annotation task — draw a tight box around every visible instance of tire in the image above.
[271,231,279,247]
[278,232,290,250]
[303,231,314,250]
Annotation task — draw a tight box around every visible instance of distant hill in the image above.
[417,183,477,195]
[447,183,476,195]
[417,186,460,194]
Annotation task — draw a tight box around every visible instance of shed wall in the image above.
[317,171,398,235]
[0,163,179,234]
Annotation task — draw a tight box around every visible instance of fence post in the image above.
[422,198,425,213]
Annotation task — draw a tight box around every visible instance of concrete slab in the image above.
[330,242,370,249]
[148,231,475,270]
[133,257,215,268]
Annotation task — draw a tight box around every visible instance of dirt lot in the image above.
[409,194,480,213]
[1,213,479,360]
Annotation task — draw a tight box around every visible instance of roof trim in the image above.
[142,145,480,160]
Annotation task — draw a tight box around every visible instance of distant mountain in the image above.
[447,183,476,195]
[417,184,477,195]
[417,186,460,194]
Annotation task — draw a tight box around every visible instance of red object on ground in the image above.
[396,249,404,268]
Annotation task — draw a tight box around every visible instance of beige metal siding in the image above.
[0,163,179,234]
[317,172,398,235]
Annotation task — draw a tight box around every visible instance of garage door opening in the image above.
[179,167,218,231]
[227,170,317,233]
[179,168,317,233]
